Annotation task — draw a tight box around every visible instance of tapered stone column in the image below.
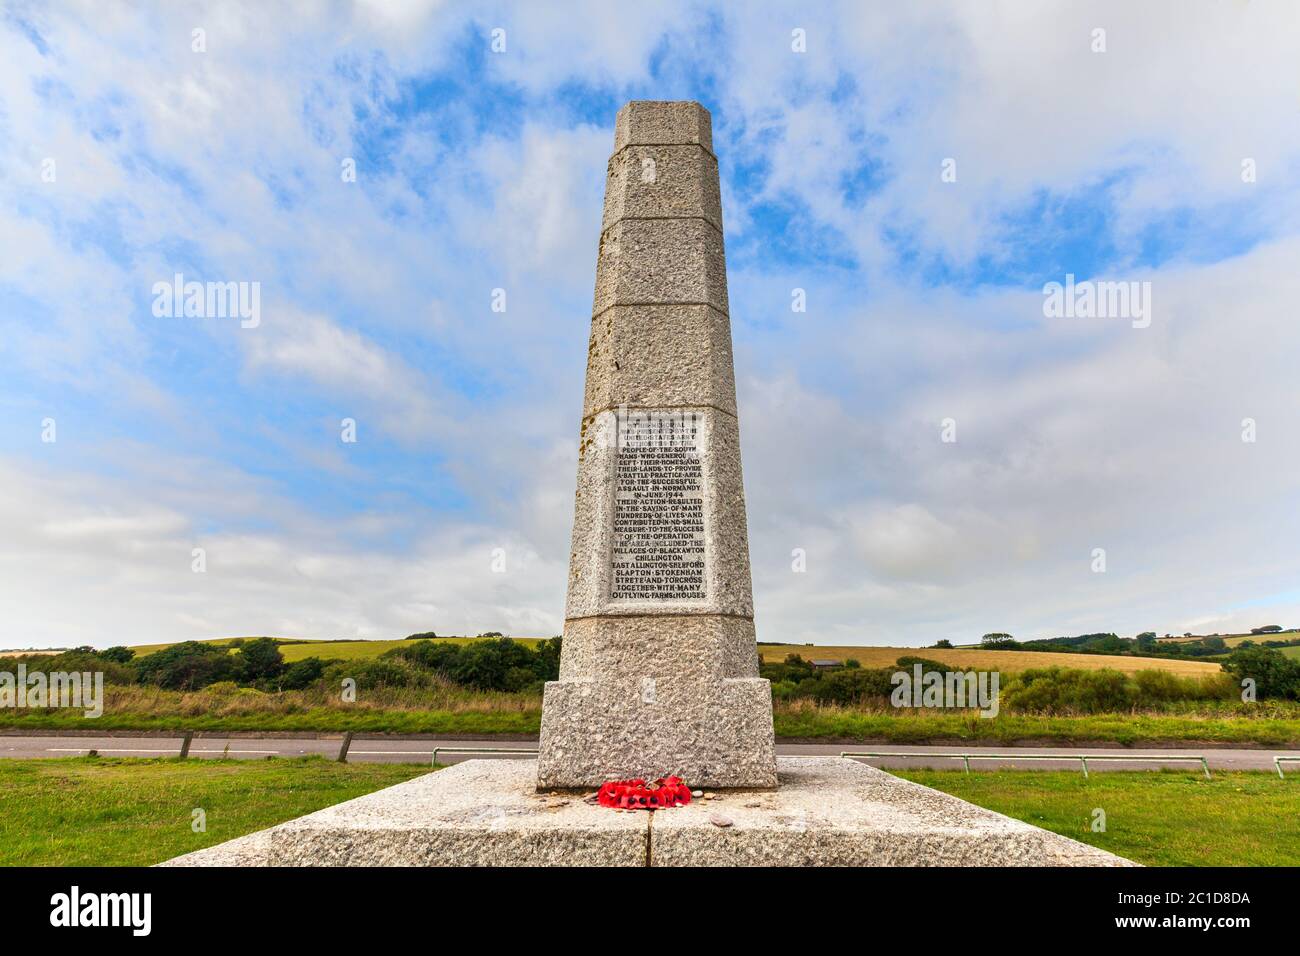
[537,101,778,789]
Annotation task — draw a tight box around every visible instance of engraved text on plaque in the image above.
[610,410,707,601]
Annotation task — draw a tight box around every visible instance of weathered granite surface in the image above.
[161,760,646,867]
[539,100,778,789]
[651,757,1135,867]
[161,758,1135,867]
[614,100,713,153]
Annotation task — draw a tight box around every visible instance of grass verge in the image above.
[1,690,1297,746]
[894,769,1300,866]
[0,756,432,866]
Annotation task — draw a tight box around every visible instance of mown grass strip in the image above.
[0,756,432,866]
[894,768,1300,866]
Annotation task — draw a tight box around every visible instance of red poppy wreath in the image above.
[596,776,692,810]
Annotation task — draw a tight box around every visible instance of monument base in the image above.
[537,675,778,789]
[161,758,1134,867]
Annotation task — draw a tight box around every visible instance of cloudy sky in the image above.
[2,0,1298,649]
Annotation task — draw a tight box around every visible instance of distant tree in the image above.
[448,638,539,691]
[98,646,135,664]
[236,637,286,683]
[276,656,332,690]
[1080,633,1124,654]
[1135,632,1158,651]
[895,656,953,676]
[405,631,438,641]
[980,633,1018,649]
[1223,647,1300,700]
[932,639,953,649]
[1201,636,1228,653]
[774,654,815,681]
[132,641,236,691]
[533,637,562,682]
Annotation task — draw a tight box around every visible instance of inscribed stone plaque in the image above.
[610,409,707,602]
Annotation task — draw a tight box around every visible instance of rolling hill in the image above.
[117,635,1221,676]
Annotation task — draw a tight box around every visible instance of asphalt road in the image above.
[0,734,1295,773]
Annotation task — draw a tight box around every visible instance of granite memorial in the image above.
[163,102,1133,868]
[535,100,778,790]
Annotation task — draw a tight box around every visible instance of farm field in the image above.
[896,768,1300,866]
[1156,631,1299,648]
[113,635,1221,675]
[121,636,1221,675]
[758,644,1220,676]
[0,756,432,866]
[121,635,547,662]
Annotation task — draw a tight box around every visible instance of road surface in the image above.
[0,734,1295,773]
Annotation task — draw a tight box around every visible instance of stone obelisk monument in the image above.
[537,101,778,789]
[164,100,1132,867]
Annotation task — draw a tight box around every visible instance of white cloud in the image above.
[2,1,1299,650]
[0,457,565,647]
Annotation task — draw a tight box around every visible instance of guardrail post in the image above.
[431,747,440,766]
[179,732,193,759]
[1201,757,1211,780]
[1079,757,1088,779]
[962,755,971,774]
[1277,757,1285,780]
[337,731,354,763]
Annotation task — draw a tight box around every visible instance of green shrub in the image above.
[1223,647,1300,700]
[278,656,331,690]
[1002,667,1136,714]
[384,637,560,692]
[235,637,285,684]
[131,641,236,691]
[812,667,894,705]
[324,659,422,690]
[1132,669,1235,703]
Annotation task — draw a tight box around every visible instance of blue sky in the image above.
[2,1,1299,648]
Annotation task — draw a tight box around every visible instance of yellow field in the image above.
[1158,632,1297,649]
[117,635,1221,675]
[760,645,1221,676]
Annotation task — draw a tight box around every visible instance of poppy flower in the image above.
[597,776,693,810]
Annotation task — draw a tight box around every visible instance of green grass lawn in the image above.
[0,756,433,866]
[894,769,1300,866]
[2,758,1295,867]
